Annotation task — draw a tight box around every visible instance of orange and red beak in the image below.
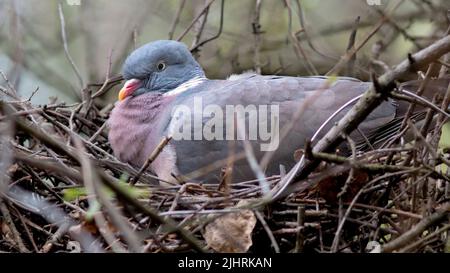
[118,79,142,101]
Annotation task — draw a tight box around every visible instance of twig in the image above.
[255,210,280,253]
[283,0,318,75]
[190,0,211,50]
[272,34,450,201]
[10,205,39,252]
[130,136,172,185]
[40,223,70,253]
[399,224,450,252]
[57,3,84,93]
[380,202,450,252]
[190,0,225,52]
[99,172,206,253]
[73,135,130,253]
[252,0,263,74]
[88,121,107,143]
[0,199,29,252]
[294,205,305,253]
[345,16,360,77]
[176,0,216,42]
[168,0,187,40]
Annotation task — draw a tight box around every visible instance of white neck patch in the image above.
[163,76,206,97]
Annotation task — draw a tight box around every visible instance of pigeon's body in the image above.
[108,40,446,184]
[109,73,397,183]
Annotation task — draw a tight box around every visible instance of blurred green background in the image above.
[0,0,449,105]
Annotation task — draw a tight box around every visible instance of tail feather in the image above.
[355,77,449,151]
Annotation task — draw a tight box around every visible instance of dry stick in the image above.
[386,64,436,156]
[72,136,129,253]
[40,223,70,253]
[327,213,398,235]
[252,0,263,74]
[351,203,423,220]
[294,205,305,253]
[345,16,360,77]
[14,154,86,214]
[168,0,187,40]
[399,224,450,252]
[10,108,204,252]
[190,0,211,49]
[308,150,413,173]
[94,158,161,184]
[57,3,84,95]
[338,135,357,199]
[10,205,39,252]
[156,184,188,235]
[20,217,53,237]
[375,8,422,50]
[326,17,387,76]
[173,202,210,232]
[325,0,406,76]
[88,121,107,143]
[318,10,424,37]
[380,202,450,252]
[13,152,82,183]
[4,184,103,252]
[293,0,336,61]
[365,171,434,225]
[433,75,450,139]
[407,120,440,160]
[330,179,380,252]
[389,92,448,116]
[330,168,427,251]
[0,85,18,100]
[190,0,225,52]
[98,172,206,253]
[176,0,216,42]
[255,210,280,253]
[438,11,450,77]
[272,34,450,201]
[90,49,114,99]
[0,199,29,252]
[130,136,172,185]
[333,135,357,252]
[284,0,318,75]
[217,142,236,206]
[39,111,114,160]
[0,70,20,99]
[90,75,124,99]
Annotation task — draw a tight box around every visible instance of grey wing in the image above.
[165,75,397,183]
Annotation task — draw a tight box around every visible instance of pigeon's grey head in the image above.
[118,40,205,100]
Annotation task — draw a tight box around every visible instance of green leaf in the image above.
[63,187,87,202]
[62,179,151,203]
[436,121,450,174]
[438,121,450,149]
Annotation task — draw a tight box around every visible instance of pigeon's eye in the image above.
[157,62,166,71]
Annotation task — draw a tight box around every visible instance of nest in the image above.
[0,73,450,253]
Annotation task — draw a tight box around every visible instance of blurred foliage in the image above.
[0,0,449,105]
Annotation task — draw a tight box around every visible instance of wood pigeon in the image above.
[108,40,447,184]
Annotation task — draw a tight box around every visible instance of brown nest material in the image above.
[1,50,450,253]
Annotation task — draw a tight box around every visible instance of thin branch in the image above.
[57,2,84,94]
[168,0,187,40]
[176,0,216,42]
[190,0,225,52]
